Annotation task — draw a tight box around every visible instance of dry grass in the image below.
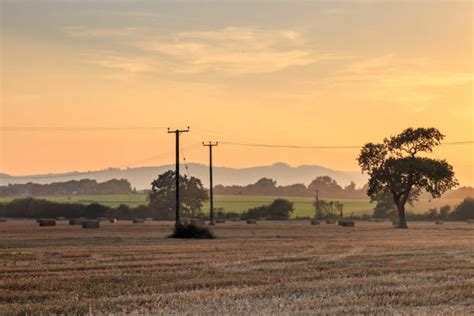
[0,220,473,314]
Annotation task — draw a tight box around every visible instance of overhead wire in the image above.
[1,124,472,180]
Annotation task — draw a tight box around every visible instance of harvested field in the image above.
[0,220,473,314]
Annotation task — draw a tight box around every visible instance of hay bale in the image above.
[82,220,100,229]
[435,220,444,225]
[190,219,206,226]
[311,219,320,225]
[69,218,83,225]
[133,218,145,224]
[246,219,257,224]
[326,219,336,224]
[109,218,117,224]
[216,218,226,224]
[38,219,56,227]
[340,221,355,227]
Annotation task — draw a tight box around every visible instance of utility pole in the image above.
[168,127,189,226]
[315,189,320,219]
[203,141,218,225]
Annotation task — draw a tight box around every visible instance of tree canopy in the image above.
[148,171,208,220]
[358,127,457,228]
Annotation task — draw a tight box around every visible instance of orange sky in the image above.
[1,1,473,185]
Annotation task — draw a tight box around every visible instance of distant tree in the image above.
[308,176,343,197]
[314,199,344,219]
[358,127,458,228]
[427,208,438,220]
[247,178,278,195]
[449,198,474,220]
[438,205,451,220]
[148,171,208,220]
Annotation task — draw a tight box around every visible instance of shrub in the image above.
[243,199,294,220]
[169,224,215,239]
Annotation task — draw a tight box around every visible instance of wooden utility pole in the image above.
[203,141,218,225]
[315,189,320,219]
[168,127,189,226]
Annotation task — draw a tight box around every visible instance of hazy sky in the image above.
[1,0,473,185]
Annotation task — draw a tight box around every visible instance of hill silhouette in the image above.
[0,163,367,190]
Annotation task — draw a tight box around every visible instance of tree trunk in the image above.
[396,202,408,229]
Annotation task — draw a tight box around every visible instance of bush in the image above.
[169,223,215,239]
[243,199,294,220]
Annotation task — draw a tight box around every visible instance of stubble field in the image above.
[0,194,465,217]
[0,220,473,314]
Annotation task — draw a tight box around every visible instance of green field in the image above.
[0,194,465,217]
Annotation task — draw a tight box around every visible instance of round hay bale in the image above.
[216,218,226,224]
[190,219,206,226]
[109,218,117,224]
[82,220,100,229]
[69,218,83,225]
[246,219,257,224]
[340,221,355,227]
[435,220,444,225]
[311,219,320,225]
[133,218,145,224]
[38,219,56,227]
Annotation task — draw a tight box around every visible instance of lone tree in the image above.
[371,189,419,219]
[148,170,208,220]
[358,127,457,228]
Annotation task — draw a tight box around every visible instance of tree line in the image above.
[214,176,368,198]
[0,179,133,197]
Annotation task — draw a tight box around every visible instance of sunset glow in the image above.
[1,1,473,185]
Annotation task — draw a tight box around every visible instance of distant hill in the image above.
[0,163,367,190]
[443,187,474,199]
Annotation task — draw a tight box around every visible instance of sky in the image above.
[1,0,473,186]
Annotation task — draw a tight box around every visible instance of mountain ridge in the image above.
[0,163,367,190]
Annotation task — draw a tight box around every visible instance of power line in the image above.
[0,143,202,180]
[0,126,168,132]
[220,141,474,149]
